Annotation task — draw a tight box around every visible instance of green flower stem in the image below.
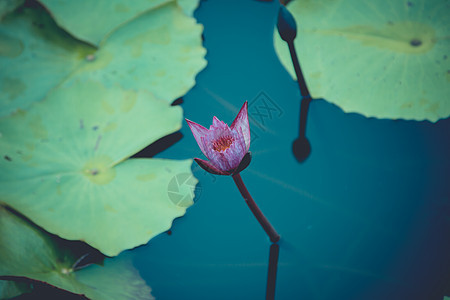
[232,173,280,243]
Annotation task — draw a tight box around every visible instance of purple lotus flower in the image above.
[186,102,250,175]
[186,102,280,243]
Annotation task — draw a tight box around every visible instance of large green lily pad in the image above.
[0,0,23,20]
[0,280,31,299]
[38,0,199,46]
[0,79,197,256]
[0,5,94,117]
[0,1,206,116]
[0,206,154,299]
[176,0,200,16]
[76,1,207,103]
[274,0,450,122]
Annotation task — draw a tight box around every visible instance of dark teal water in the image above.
[133,1,450,299]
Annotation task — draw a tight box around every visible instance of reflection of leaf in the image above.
[0,206,154,300]
[0,280,31,299]
[274,0,450,122]
[0,1,206,116]
[0,79,196,256]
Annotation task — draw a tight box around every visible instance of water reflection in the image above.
[266,242,280,300]
[292,96,312,163]
[276,5,313,163]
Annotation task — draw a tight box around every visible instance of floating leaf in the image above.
[39,0,200,46]
[176,0,200,16]
[38,0,171,46]
[0,5,93,117]
[0,79,196,256]
[0,1,206,116]
[0,206,154,300]
[274,0,450,122]
[0,280,32,299]
[0,0,23,20]
[76,1,206,104]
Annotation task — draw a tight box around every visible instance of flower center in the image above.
[212,136,234,152]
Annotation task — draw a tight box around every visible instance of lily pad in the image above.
[0,79,197,256]
[0,5,94,117]
[0,1,206,116]
[0,280,31,299]
[38,0,200,46]
[0,206,154,300]
[38,0,171,46]
[176,0,200,16]
[0,0,23,20]
[274,0,450,122]
[76,1,207,104]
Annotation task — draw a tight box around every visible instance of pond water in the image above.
[133,0,450,299]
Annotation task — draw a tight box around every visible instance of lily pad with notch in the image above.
[0,5,93,117]
[38,0,200,46]
[274,0,450,122]
[0,1,206,116]
[0,0,24,20]
[0,205,153,300]
[0,79,197,256]
[76,0,207,105]
[0,280,32,299]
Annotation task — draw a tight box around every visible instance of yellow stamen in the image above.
[212,136,234,152]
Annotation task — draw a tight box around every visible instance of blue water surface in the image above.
[133,1,450,299]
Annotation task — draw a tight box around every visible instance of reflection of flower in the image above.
[186,102,250,175]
